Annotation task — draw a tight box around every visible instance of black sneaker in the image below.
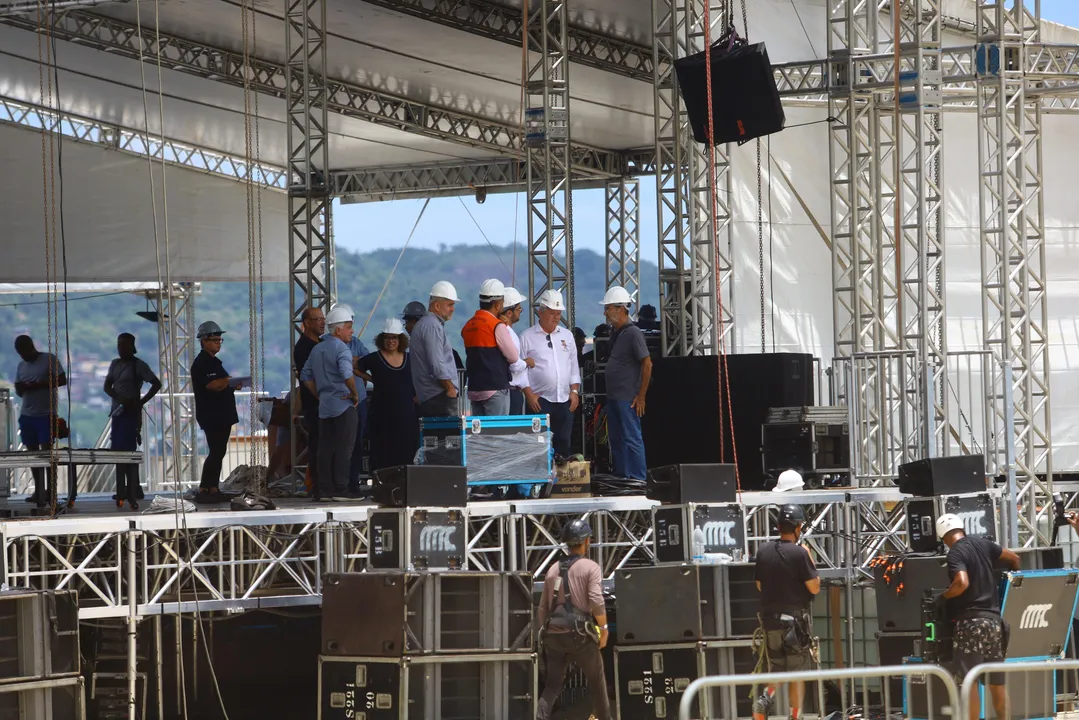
[752,691,774,720]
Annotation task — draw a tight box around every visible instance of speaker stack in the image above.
[642,353,814,491]
[319,572,536,720]
[0,590,83,720]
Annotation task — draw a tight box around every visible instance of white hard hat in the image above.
[936,513,964,540]
[479,279,506,300]
[537,289,565,311]
[502,287,525,307]
[430,280,459,302]
[599,286,633,307]
[325,305,354,326]
[380,318,406,336]
[772,469,804,493]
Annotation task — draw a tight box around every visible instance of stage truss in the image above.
[0,491,927,621]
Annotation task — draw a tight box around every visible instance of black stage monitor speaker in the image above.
[674,39,785,145]
[372,465,466,508]
[897,455,986,497]
[647,464,737,504]
[642,354,813,492]
[873,556,950,632]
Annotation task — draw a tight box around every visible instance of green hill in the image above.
[0,243,658,444]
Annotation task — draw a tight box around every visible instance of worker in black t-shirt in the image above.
[190,321,242,501]
[752,504,820,720]
[934,513,1020,720]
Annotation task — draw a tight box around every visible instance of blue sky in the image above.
[332,1,1079,271]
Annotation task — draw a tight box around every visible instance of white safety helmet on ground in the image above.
[430,280,459,302]
[479,279,506,300]
[380,318,406,336]
[325,305,354,326]
[537,289,566,311]
[599,286,633,307]
[936,513,964,540]
[502,287,525,308]
[772,469,805,493]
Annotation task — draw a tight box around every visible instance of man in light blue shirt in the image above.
[13,335,66,506]
[347,331,370,493]
[411,280,461,418]
[300,305,360,501]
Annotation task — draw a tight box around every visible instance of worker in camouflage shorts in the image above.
[933,514,1020,720]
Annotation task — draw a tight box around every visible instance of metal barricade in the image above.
[678,664,961,720]
[960,659,1079,720]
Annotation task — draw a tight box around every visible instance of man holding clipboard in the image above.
[191,320,245,502]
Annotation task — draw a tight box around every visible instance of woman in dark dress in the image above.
[356,319,419,470]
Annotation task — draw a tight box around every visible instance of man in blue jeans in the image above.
[600,287,652,480]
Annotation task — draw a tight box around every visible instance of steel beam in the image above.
[828,0,947,485]
[604,178,641,310]
[359,0,653,80]
[0,96,287,189]
[977,1,1052,546]
[525,0,575,327]
[285,0,333,492]
[0,8,622,177]
[145,284,199,489]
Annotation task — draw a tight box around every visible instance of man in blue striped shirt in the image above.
[300,305,360,501]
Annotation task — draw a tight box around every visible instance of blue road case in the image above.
[418,415,553,494]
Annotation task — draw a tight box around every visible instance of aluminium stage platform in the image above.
[0,487,919,620]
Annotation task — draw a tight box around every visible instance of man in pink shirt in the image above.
[461,279,528,416]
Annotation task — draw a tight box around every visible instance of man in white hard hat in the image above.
[336,303,372,495]
[191,321,242,502]
[461,279,525,416]
[934,513,1019,720]
[411,280,461,417]
[519,290,581,458]
[600,286,652,480]
[499,287,533,415]
[300,305,361,501]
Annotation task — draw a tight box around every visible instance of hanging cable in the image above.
[457,196,511,275]
[357,198,431,338]
[768,134,775,352]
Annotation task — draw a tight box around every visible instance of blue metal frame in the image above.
[1000,568,1079,662]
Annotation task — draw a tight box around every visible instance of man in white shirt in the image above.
[519,290,581,459]
[500,286,532,415]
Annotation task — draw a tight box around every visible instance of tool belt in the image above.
[762,609,813,654]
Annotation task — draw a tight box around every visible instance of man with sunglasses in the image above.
[519,290,581,459]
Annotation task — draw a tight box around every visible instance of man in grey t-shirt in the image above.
[600,287,652,480]
[104,333,161,508]
[13,335,67,506]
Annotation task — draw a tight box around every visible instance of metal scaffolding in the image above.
[977,0,1052,546]
[146,284,198,490]
[827,0,947,485]
[285,0,333,486]
[651,0,729,358]
[525,0,575,326]
[604,178,641,311]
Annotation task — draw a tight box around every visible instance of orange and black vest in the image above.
[461,310,510,392]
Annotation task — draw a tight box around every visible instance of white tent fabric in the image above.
[0,123,288,282]
[720,106,1079,470]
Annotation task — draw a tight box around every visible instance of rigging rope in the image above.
[357,198,432,339]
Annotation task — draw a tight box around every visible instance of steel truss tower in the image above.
[651,0,732,357]
[148,283,198,489]
[604,178,641,311]
[526,0,574,327]
[828,0,947,484]
[285,0,333,485]
[977,0,1052,546]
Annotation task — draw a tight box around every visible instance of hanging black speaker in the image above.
[674,31,785,146]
